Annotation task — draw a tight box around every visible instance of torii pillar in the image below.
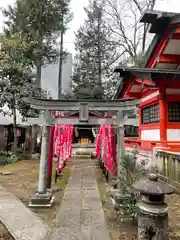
[29,112,54,207]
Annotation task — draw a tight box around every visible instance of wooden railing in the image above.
[124,141,180,190]
[157,150,180,190]
[125,138,180,151]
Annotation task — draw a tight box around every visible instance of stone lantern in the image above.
[133,173,175,240]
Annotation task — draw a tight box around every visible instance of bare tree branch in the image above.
[131,0,142,13]
[104,0,157,66]
[104,1,136,58]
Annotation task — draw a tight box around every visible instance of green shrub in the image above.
[18,154,30,161]
[0,156,9,165]
[0,151,8,157]
[0,150,30,164]
[16,149,24,155]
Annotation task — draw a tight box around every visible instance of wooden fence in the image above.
[157,150,180,190]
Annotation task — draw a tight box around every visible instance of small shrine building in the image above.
[64,110,103,144]
[115,10,180,151]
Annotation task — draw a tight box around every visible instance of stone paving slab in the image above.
[59,198,82,209]
[81,224,111,240]
[64,189,81,199]
[51,226,81,240]
[81,209,105,226]
[52,157,111,240]
[82,179,97,184]
[82,189,101,199]
[82,198,102,210]
[0,185,49,240]
[82,183,97,190]
[66,185,82,190]
[67,179,82,186]
[56,208,81,228]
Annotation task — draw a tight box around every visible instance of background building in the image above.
[41,53,73,99]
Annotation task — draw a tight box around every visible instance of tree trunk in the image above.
[30,58,42,155]
[12,94,17,153]
[36,59,42,89]
[33,125,38,153]
[142,23,147,55]
[28,126,33,155]
[29,125,38,156]
[97,16,102,88]
[58,28,64,99]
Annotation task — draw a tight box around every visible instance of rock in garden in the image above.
[10,154,18,163]
[31,153,40,160]
[0,171,12,175]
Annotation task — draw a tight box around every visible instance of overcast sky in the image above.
[0,0,180,56]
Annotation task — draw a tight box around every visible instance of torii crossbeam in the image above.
[25,98,139,125]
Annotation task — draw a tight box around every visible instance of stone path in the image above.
[0,185,49,240]
[51,157,111,240]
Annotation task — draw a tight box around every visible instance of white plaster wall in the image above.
[166,88,180,94]
[141,91,159,103]
[167,129,180,141]
[141,129,160,141]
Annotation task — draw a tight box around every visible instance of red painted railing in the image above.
[125,138,180,151]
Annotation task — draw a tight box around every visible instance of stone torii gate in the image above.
[24,98,138,207]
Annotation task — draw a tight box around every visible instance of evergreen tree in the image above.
[2,0,72,88]
[72,0,120,100]
[0,33,49,151]
[0,0,63,152]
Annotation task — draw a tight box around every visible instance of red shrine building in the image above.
[115,10,180,152]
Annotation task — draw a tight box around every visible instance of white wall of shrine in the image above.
[140,91,160,141]
[166,88,180,141]
[141,128,180,141]
[140,90,159,103]
[140,88,180,141]
[166,88,180,94]
[167,129,180,141]
[141,129,160,141]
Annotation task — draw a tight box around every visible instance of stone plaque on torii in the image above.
[24,98,139,207]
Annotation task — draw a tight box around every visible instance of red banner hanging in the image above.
[4,128,8,137]
[16,128,21,137]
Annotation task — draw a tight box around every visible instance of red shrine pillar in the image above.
[47,126,55,189]
[138,108,142,140]
[159,86,167,145]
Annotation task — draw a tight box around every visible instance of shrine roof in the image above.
[140,10,180,68]
[140,10,179,34]
[115,10,180,98]
[115,67,180,79]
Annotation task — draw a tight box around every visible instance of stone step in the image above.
[72,155,91,159]
[75,151,92,155]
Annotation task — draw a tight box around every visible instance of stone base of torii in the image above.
[24,98,138,208]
